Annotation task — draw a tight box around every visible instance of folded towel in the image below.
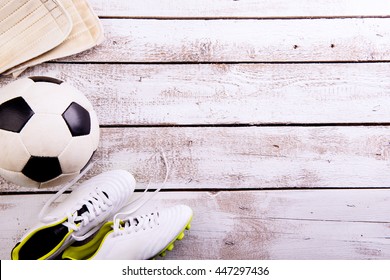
[6,0,104,77]
[0,0,72,74]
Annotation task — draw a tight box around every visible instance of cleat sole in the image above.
[177,232,185,240]
[152,215,193,259]
[167,244,174,251]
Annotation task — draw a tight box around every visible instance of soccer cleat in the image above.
[62,204,193,260]
[11,170,136,260]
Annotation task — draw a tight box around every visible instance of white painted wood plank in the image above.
[1,189,389,260]
[89,0,390,18]
[3,63,390,125]
[2,126,390,192]
[61,18,390,62]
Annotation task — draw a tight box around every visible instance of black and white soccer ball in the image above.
[0,76,100,188]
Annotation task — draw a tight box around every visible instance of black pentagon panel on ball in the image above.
[0,97,34,132]
[22,156,62,183]
[29,76,63,85]
[62,102,91,137]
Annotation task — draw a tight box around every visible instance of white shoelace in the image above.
[111,148,170,234]
[38,162,110,241]
[37,148,170,241]
[113,212,160,236]
[38,162,95,224]
[62,188,113,241]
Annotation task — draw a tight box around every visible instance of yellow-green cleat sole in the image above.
[152,216,192,259]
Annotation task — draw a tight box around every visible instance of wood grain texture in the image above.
[58,18,390,63]
[2,62,390,125]
[2,126,390,192]
[1,189,389,260]
[89,0,390,18]
[0,0,389,262]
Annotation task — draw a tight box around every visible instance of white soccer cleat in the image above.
[11,170,136,260]
[62,204,193,260]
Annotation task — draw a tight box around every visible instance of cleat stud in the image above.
[167,244,174,251]
[186,223,191,230]
[178,232,185,240]
[160,251,166,257]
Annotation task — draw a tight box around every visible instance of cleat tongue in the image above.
[76,204,89,216]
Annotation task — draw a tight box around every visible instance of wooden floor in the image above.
[1,0,390,259]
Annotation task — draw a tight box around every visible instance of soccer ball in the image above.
[0,76,100,188]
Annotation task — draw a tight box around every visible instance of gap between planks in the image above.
[89,0,390,19]
[97,16,390,20]
[0,63,390,128]
[2,126,390,192]
[1,189,389,259]
[2,62,390,125]
[55,18,390,63]
[49,60,390,64]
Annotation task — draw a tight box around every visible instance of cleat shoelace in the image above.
[113,212,160,236]
[109,148,170,236]
[38,148,170,246]
[38,162,95,224]
[37,163,117,242]
[63,189,113,241]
